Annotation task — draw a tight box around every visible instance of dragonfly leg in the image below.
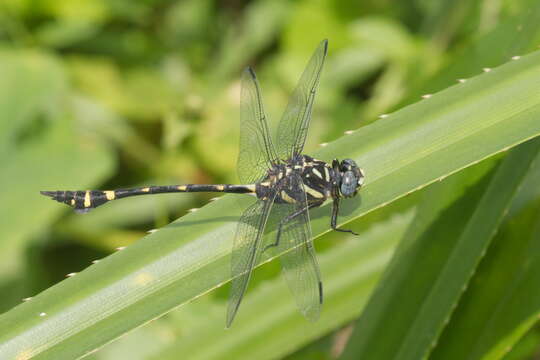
[264,203,316,252]
[331,198,358,235]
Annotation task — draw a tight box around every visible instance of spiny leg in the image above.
[269,174,323,321]
[331,198,358,235]
[264,203,318,252]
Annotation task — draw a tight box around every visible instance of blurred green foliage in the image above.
[1,0,540,359]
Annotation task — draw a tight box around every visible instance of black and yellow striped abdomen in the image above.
[41,184,256,212]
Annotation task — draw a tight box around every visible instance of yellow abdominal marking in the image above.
[104,191,115,200]
[84,191,91,208]
[177,185,187,191]
[245,184,256,192]
[70,199,75,206]
[216,185,225,191]
[141,187,150,192]
[304,185,324,198]
[260,182,271,187]
[312,168,323,178]
[281,191,296,203]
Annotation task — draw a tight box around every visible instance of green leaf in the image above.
[430,151,540,360]
[502,324,540,360]
[340,138,540,360]
[149,212,412,360]
[1,47,540,359]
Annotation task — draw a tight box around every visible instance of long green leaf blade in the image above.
[431,152,540,360]
[341,138,540,360]
[152,212,412,360]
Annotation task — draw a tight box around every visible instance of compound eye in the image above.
[357,168,365,187]
[340,171,357,197]
[341,158,356,171]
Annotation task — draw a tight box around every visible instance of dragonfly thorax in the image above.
[256,155,335,205]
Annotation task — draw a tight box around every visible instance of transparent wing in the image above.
[227,188,278,327]
[275,39,328,160]
[270,173,322,321]
[237,67,279,184]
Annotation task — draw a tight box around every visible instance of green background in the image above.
[1,0,540,359]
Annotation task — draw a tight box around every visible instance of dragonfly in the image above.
[41,39,365,327]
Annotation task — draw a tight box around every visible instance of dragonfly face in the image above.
[334,158,365,198]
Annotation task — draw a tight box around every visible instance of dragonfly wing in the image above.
[275,40,328,160]
[237,67,279,184]
[271,173,322,321]
[227,189,278,327]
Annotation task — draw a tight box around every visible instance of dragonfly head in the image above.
[334,159,365,198]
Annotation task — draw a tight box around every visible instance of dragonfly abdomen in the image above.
[41,184,256,212]
[39,190,111,213]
